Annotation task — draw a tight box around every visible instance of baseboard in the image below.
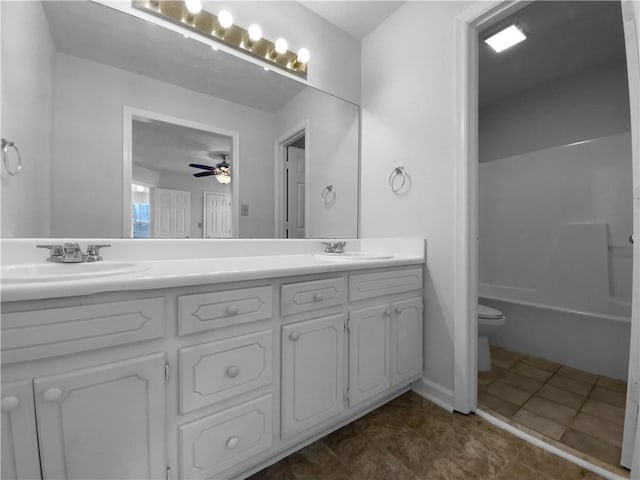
[411,377,454,412]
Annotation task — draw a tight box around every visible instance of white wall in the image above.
[1,1,54,237]
[361,1,473,392]
[51,52,276,238]
[204,1,361,104]
[275,88,359,238]
[480,60,631,162]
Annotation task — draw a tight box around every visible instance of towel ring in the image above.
[388,166,408,193]
[2,139,22,176]
[321,185,336,205]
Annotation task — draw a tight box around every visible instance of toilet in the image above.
[477,304,507,372]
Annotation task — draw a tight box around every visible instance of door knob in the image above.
[42,387,63,403]
[1,396,19,412]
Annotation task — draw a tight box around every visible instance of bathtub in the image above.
[479,283,631,380]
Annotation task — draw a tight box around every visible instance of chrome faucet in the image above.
[36,243,110,263]
[322,241,347,253]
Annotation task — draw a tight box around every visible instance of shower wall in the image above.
[479,60,633,313]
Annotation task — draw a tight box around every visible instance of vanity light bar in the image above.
[133,0,308,78]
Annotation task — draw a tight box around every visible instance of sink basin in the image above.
[313,252,393,262]
[1,261,147,284]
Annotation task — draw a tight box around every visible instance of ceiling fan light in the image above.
[216,173,231,184]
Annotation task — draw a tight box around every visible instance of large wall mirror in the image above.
[1,1,359,239]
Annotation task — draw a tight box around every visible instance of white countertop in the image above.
[1,253,424,302]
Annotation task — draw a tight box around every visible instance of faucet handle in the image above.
[85,244,111,262]
[36,244,64,261]
[322,242,333,253]
[333,241,347,253]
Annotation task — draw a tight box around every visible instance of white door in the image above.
[281,314,344,438]
[286,146,305,238]
[203,192,232,238]
[1,380,41,480]
[348,305,390,406]
[391,297,424,386]
[153,188,190,238]
[34,353,166,480]
[621,1,640,470]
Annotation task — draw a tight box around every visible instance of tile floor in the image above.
[249,391,605,480]
[478,345,628,477]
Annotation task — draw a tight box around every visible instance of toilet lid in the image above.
[477,304,504,319]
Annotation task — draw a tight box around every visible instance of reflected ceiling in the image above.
[43,1,305,113]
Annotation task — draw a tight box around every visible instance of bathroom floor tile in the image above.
[501,371,544,393]
[570,412,623,448]
[484,379,532,406]
[561,429,622,467]
[512,408,567,440]
[522,396,578,426]
[556,366,599,385]
[536,383,586,410]
[548,374,594,396]
[249,391,608,480]
[478,391,519,418]
[580,399,625,426]
[588,386,626,408]
[596,377,627,393]
[511,362,554,382]
[522,355,561,373]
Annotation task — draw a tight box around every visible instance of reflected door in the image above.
[286,146,305,238]
[204,192,232,238]
[153,188,190,238]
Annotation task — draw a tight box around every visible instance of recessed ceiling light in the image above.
[484,24,526,53]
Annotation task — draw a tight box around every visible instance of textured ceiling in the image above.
[479,1,626,109]
[299,1,404,39]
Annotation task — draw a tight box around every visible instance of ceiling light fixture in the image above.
[133,0,309,77]
[484,24,527,53]
[184,0,201,15]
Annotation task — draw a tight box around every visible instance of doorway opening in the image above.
[455,0,640,477]
[275,121,309,238]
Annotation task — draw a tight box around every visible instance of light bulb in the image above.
[216,173,231,184]
[184,0,201,14]
[218,9,233,29]
[296,48,310,64]
[248,24,262,42]
[274,38,288,54]
[211,44,219,51]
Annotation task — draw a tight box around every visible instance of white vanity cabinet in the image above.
[1,380,41,480]
[1,263,424,480]
[281,314,346,438]
[1,353,167,480]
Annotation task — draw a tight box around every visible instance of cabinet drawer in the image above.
[178,286,272,336]
[281,278,345,316]
[1,298,165,364]
[179,330,273,413]
[179,395,273,480]
[349,268,422,301]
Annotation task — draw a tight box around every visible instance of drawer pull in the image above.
[42,387,62,403]
[226,305,239,316]
[226,436,239,449]
[383,308,392,317]
[226,365,240,378]
[289,331,300,342]
[394,307,402,314]
[313,292,324,302]
[1,396,19,412]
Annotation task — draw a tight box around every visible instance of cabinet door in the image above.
[348,305,390,406]
[34,353,166,480]
[282,314,345,438]
[391,297,423,385]
[1,380,41,480]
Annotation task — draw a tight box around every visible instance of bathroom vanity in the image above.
[1,240,425,480]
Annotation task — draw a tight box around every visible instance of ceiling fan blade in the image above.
[188,163,214,170]
[193,171,214,177]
